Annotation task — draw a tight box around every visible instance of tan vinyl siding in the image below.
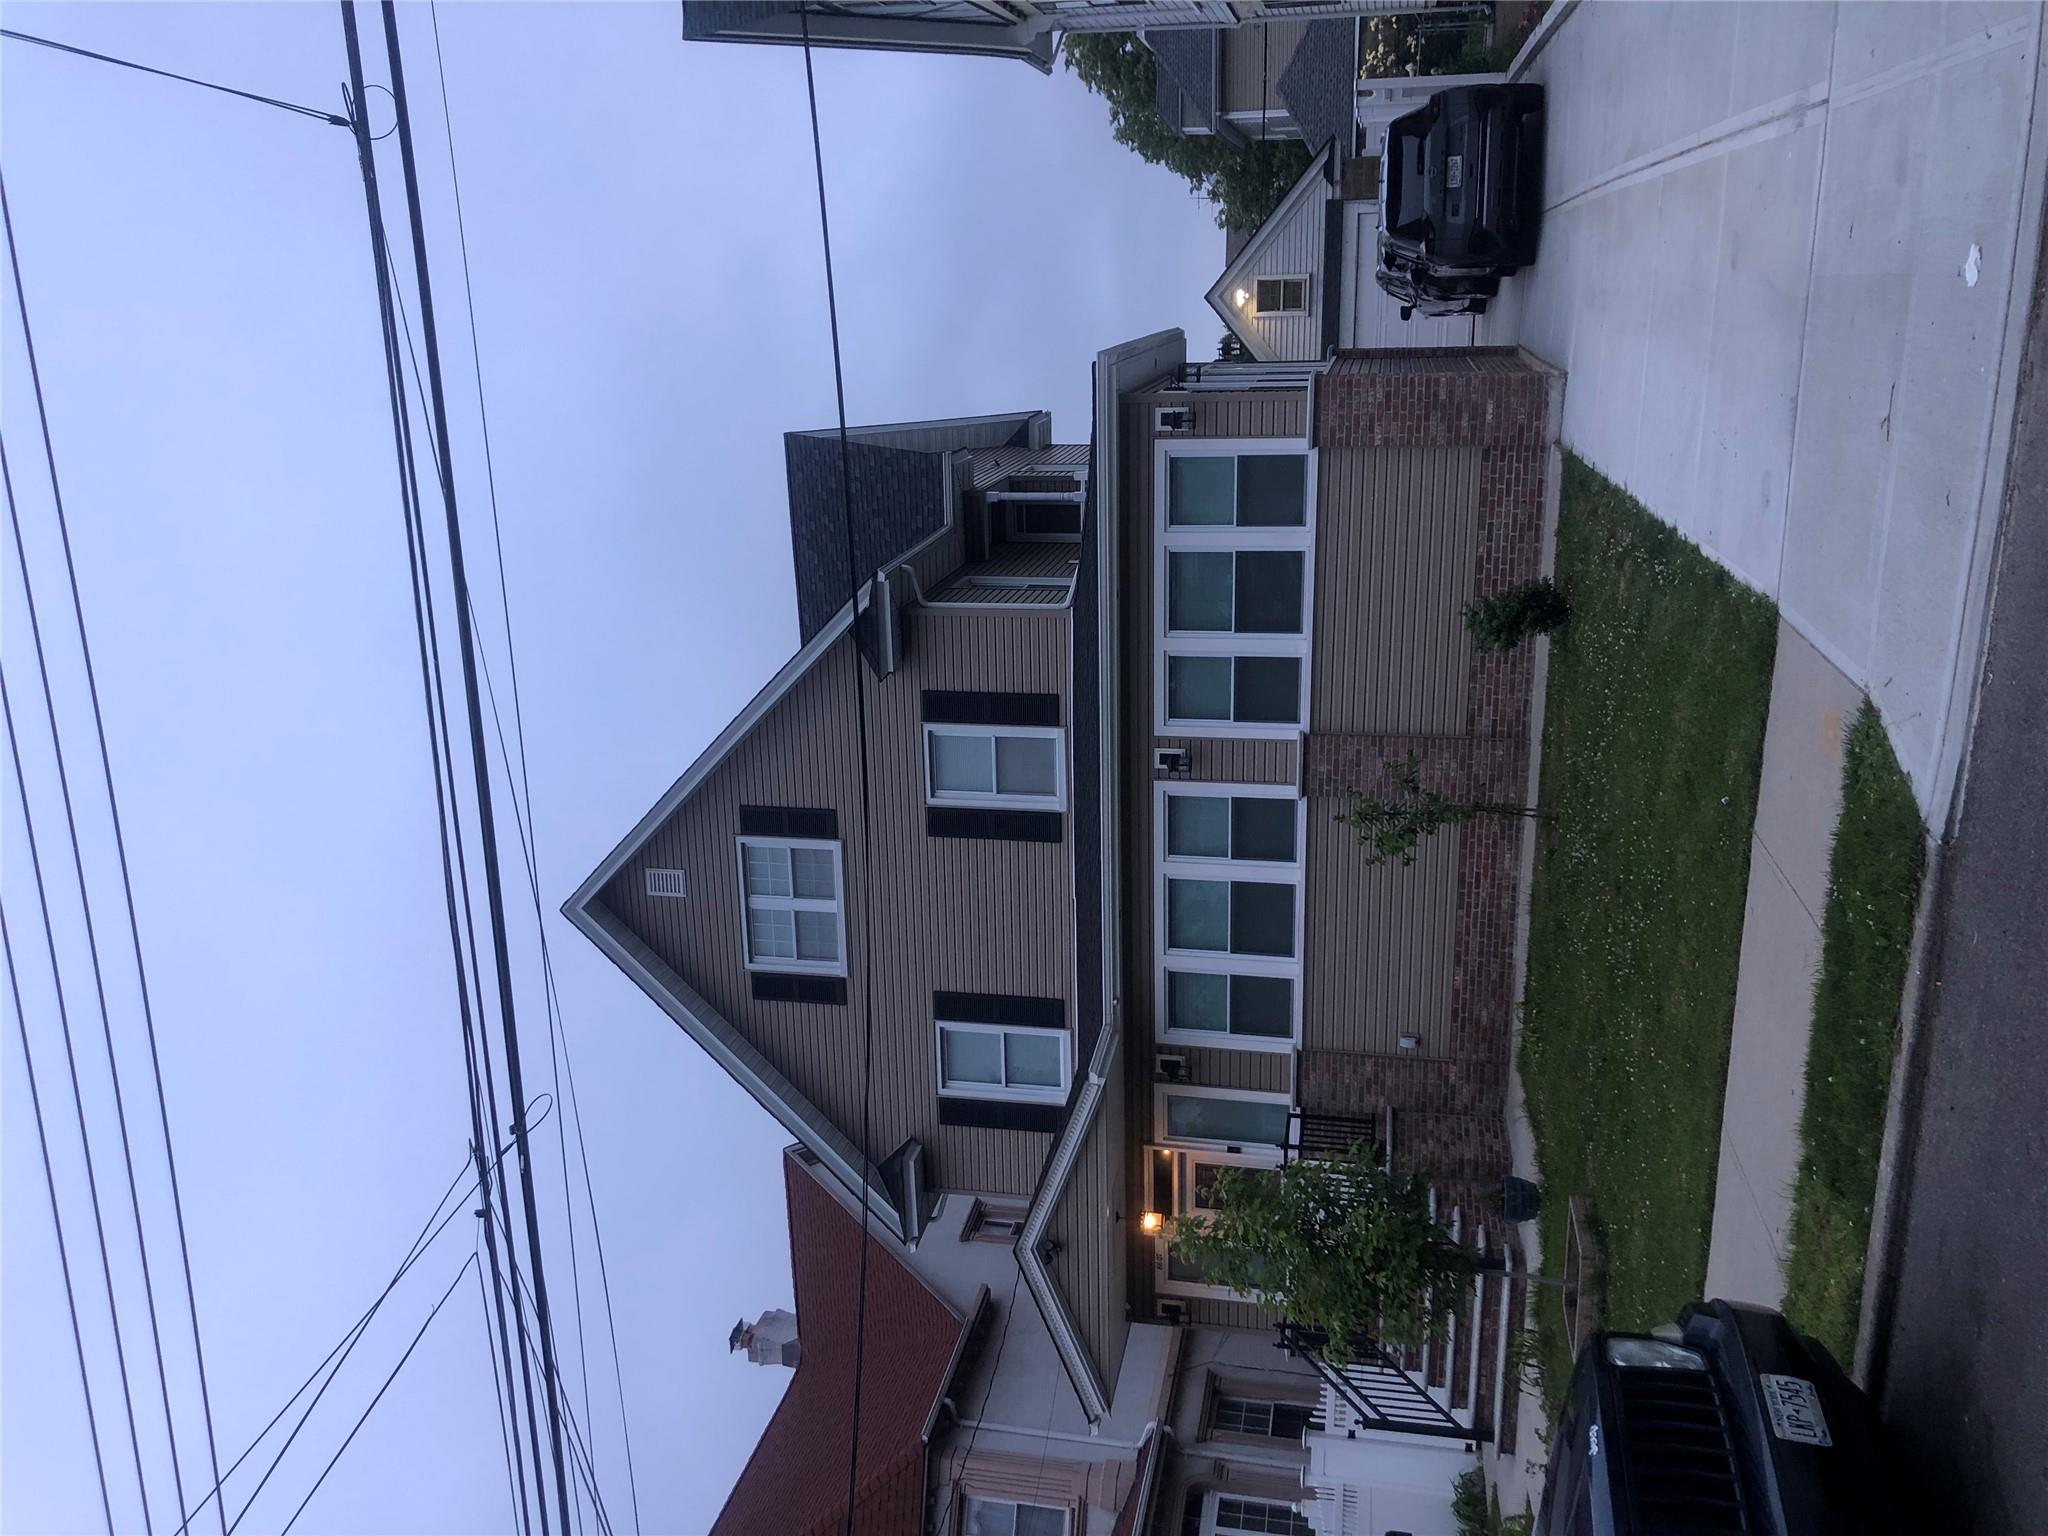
[1310,447,1481,731]
[1177,1046,1291,1096]
[1220,21,1311,116]
[602,608,1073,1197]
[1301,816,1460,1056]
[1046,1063,1131,1386]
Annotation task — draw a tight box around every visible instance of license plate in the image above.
[1760,1374,1832,1447]
[1447,154,1464,189]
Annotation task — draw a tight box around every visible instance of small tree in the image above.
[1172,1142,1477,1356]
[1342,753,1545,867]
[1463,577,1570,653]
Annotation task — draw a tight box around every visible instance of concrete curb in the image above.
[1507,0,1578,84]
[1849,832,1946,1389]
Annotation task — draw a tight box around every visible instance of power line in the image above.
[362,5,576,1531]
[796,18,886,1535]
[0,679,153,1532]
[475,1257,525,1534]
[336,13,545,1533]
[3,173,218,1531]
[0,27,349,126]
[276,1252,482,1536]
[413,4,641,1499]
[0,905,116,1535]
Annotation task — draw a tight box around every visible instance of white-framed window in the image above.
[961,1198,1028,1243]
[1156,441,1314,738]
[1253,276,1307,314]
[1204,1492,1314,1536]
[1156,785,1303,1052]
[733,837,845,975]
[962,1496,1069,1536]
[1212,1394,1314,1442]
[1155,1085,1292,1152]
[936,1020,1071,1105]
[1009,500,1084,541]
[923,724,1065,810]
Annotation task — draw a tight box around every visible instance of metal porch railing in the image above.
[1277,1321,1475,1441]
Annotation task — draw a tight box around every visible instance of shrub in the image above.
[1464,578,1570,653]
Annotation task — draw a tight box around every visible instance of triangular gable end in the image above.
[1206,143,1335,363]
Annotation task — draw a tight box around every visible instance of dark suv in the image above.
[1377,82,1545,317]
[1539,1301,1909,1535]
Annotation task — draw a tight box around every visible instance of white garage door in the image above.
[1341,203,1477,350]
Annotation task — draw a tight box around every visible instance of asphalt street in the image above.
[1867,199,2048,1536]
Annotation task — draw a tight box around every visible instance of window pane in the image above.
[1230,975,1294,1038]
[1021,502,1081,536]
[1167,879,1230,952]
[1231,881,1296,957]
[1004,1031,1063,1090]
[1165,1093,1289,1146]
[747,907,795,961]
[1167,655,1232,721]
[1231,797,1297,862]
[941,1028,1003,1086]
[929,731,995,795]
[1168,456,1234,527]
[1166,795,1231,859]
[743,844,791,898]
[1167,551,1234,632]
[789,846,837,900]
[1233,551,1304,634]
[994,734,1058,798]
[1236,454,1306,527]
[1233,656,1301,724]
[793,909,838,962]
[1015,1507,1065,1536]
[1166,970,1228,1033]
[962,1498,1019,1536]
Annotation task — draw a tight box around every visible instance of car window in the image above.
[1386,126,1432,238]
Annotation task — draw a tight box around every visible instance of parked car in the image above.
[1378,81,1545,319]
[1538,1300,1912,1535]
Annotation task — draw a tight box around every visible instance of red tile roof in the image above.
[711,1154,969,1536]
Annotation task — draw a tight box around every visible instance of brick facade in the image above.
[1300,350,1551,1199]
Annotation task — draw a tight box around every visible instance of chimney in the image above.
[729,1308,800,1368]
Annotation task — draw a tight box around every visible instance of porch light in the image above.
[1139,1211,1164,1235]
[1233,287,1250,307]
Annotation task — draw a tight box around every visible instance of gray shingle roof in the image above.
[1146,28,1218,132]
[1277,18,1358,154]
[782,435,947,644]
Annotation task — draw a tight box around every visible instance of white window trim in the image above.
[1252,274,1310,315]
[1154,1084,1294,1153]
[1154,439,1317,740]
[1154,784,1304,1054]
[733,836,847,977]
[922,723,1067,811]
[935,1019,1072,1106]
[1202,1491,1312,1536]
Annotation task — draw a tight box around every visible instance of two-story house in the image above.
[565,335,1558,1534]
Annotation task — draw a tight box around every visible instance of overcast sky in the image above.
[0,5,1220,1532]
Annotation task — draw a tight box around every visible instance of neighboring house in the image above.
[679,2,1445,75]
[566,335,1558,1533]
[1208,133,1484,360]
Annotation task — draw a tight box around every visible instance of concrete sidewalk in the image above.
[1487,0,2048,1319]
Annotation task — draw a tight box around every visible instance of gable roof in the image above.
[1204,143,1335,361]
[1145,28,1218,131]
[1275,18,1358,154]
[711,1152,974,1536]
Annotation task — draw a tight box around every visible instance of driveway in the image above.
[1483,0,2048,817]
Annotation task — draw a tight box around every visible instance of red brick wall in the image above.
[1300,350,1550,1191]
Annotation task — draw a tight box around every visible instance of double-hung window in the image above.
[1158,785,1302,1051]
[924,724,1064,810]
[1158,443,1313,736]
[1206,1494,1314,1536]
[735,837,844,974]
[1253,276,1307,314]
[1212,1394,1313,1442]
[936,1019,1070,1105]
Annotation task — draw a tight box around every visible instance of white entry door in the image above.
[1340,203,1477,351]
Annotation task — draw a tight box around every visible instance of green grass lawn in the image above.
[1780,704,1927,1365]
[1520,455,1779,1411]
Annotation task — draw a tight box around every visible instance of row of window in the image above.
[963,1491,1311,1536]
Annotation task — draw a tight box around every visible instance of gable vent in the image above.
[1154,405,1195,435]
[644,868,688,899]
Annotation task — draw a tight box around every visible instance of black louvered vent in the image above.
[1616,1367,1748,1533]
